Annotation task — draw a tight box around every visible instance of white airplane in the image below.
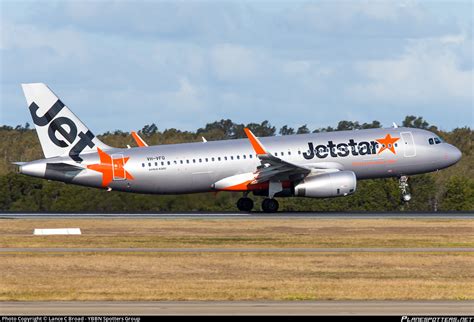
[17,83,462,212]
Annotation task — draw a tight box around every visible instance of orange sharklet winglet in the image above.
[131,131,148,147]
[244,128,267,155]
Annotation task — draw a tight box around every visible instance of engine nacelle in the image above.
[294,171,357,198]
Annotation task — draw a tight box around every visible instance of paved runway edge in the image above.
[1,212,473,219]
[2,301,473,315]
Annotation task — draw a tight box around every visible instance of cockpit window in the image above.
[429,138,434,145]
[434,137,441,144]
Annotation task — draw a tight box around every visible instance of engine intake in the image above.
[294,171,357,198]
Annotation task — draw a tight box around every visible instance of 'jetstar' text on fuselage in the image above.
[303,139,385,159]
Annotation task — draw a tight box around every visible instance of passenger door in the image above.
[112,154,126,180]
[400,132,416,157]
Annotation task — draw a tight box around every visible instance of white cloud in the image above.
[282,60,312,75]
[161,77,203,111]
[210,44,260,81]
[1,20,87,60]
[349,36,473,104]
[1,1,472,131]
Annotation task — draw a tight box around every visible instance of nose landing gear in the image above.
[399,176,411,202]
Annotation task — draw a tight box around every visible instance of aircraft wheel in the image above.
[237,197,254,212]
[262,198,279,213]
[402,193,412,202]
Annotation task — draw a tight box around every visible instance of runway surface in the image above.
[1,247,473,253]
[2,301,473,315]
[1,212,473,219]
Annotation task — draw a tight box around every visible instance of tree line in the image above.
[0,115,472,212]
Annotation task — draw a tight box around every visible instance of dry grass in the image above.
[1,252,472,301]
[0,218,473,248]
[0,218,473,301]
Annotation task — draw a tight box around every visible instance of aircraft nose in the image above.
[444,144,462,165]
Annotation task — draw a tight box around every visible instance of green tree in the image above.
[279,125,295,136]
[245,120,276,137]
[440,176,474,211]
[296,125,310,134]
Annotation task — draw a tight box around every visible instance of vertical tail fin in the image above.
[21,83,111,162]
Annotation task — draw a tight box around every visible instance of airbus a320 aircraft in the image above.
[16,83,462,212]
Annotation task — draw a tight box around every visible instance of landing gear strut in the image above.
[237,197,254,212]
[399,175,411,202]
[262,198,279,213]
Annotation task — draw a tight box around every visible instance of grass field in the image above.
[0,218,473,301]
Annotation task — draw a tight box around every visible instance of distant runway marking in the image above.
[1,247,473,253]
[1,301,473,315]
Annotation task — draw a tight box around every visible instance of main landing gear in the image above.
[236,195,279,213]
[236,196,254,212]
[399,175,411,202]
[261,198,279,213]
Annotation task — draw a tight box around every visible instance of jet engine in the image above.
[294,171,357,198]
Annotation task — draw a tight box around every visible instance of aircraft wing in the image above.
[244,128,311,183]
[213,128,342,192]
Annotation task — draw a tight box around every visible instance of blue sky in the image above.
[1,0,472,133]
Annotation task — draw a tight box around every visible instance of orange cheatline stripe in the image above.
[131,131,148,147]
[244,128,267,155]
[219,180,253,191]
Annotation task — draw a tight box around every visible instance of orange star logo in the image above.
[376,134,400,155]
[87,148,134,187]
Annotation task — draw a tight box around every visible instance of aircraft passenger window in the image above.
[199,158,202,163]
[434,138,441,144]
[180,160,183,164]
[167,161,170,165]
[155,162,158,166]
[142,163,145,167]
[395,143,398,147]
[429,138,434,145]
[243,155,246,159]
[174,160,177,164]
[205,158,208,162]
[288,151,291,155]
[224,156,227,161]
[274,152,278,156]
[237,155,240,160]
[161,162,164,166]
[298,150,301,155]
[249,154,252,159]
[218,157,221,161]
[281,152,284,156]
[148,163,151,167]
[211,157,215,162]
[186,160,189,164]
[193,159,196,163]
[231,156,234,160]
